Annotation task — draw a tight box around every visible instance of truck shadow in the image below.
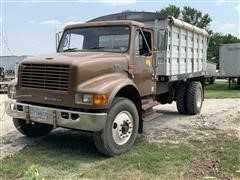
[38,129,104,160]
[143,109,192,131]
[150,109,188,123]
[155,109,180,115]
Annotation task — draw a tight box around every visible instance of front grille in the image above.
[20,64,70,92]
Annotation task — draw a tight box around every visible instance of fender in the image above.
[76,72,140,108]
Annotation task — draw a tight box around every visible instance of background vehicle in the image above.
[219,43,240,87]
[205,61,217,84]
[6,12,208,156]
[0,67,5,81]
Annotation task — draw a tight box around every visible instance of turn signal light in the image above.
[128,64,134,69]
[93,94,108,105]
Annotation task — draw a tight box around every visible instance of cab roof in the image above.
[64,20,146,30]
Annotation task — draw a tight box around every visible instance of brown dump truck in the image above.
[6,12,209,156]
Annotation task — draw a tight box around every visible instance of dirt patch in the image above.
[0,131,41,159]
[184,158,230,180]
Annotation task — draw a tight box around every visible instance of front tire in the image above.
[93,97,139,156]
[186,82,203,115]
[13,118,53,137]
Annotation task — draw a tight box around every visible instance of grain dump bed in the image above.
[153,16,208,80]
[89,12,209,81]
[219,43,240,77]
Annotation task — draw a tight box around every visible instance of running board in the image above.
[142,98,160,122]
[143,110,161,122]
[142,99,159,112]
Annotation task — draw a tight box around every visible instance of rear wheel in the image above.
[209,77,215,84]
[186,81,203,115]
[176,82,187,114]
[237,78,240,85]
[13,118,53,137]
[93,97,139,156]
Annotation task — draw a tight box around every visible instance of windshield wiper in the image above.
[63,48,80,52]
[88,46,105,50]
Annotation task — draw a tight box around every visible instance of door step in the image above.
[142,98,160,122]
[143,110,161,122]
[142,99,159,113]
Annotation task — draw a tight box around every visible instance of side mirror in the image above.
[55,31,62,52]
[157,29,168,50]
[14,62,19,78]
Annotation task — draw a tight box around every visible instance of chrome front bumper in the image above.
[5,99,107,131]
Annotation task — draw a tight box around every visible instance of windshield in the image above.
[58,26,130,53]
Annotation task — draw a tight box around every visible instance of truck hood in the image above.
[22,51,129,86]
[23,51,129,65]
[16,52,129,108]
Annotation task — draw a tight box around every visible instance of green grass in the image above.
[0,131,240,179]
[205,80,240,98]
[218,142,240,176]
[0,133,192,179]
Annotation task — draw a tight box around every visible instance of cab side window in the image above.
[135,30,152,56]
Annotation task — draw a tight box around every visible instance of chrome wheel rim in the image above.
[112,111,133,145]
[196,88,202,108]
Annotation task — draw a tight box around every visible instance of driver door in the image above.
[133,29,156,96]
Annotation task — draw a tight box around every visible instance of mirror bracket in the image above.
[55,31,62,52]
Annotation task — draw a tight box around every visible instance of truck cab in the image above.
[6,12,208,156]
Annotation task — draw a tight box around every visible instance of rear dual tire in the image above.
[176,83,188,114]
[209,77,215,84]
[176,81,203,115]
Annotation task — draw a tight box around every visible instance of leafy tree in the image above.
[158,5,180,19]
[181,6,212,30]
[160,5,212,30]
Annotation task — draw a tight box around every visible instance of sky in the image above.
[0,0,240,56]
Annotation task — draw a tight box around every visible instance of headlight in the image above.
[75,93,93,104]
[75,93,108,105]
[8,86,16,98]
[82,94,93,104]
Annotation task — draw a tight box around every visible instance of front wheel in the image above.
[93,97,139,156]
[13,118,53,137]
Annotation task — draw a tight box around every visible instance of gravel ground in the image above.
[0,94,239,159]
[144,98,240,144]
